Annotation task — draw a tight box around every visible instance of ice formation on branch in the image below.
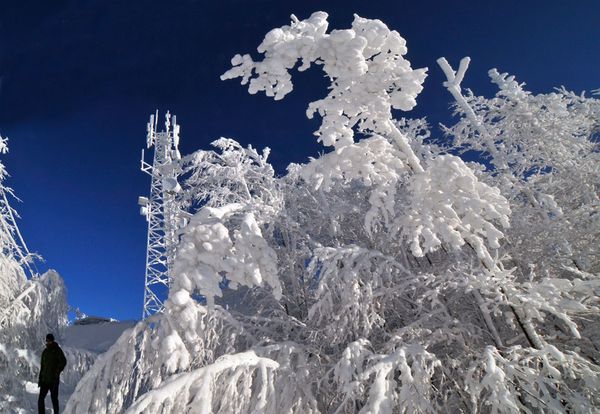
[125,351,280,413]
[172,204,281,306]
[300,135,408,233]
[221,12,427,150]
[401,155,510,268]
[68,12,600,414]
[222,12,427,233]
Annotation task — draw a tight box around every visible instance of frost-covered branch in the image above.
[67,11,600,414]
[437,57,508,169]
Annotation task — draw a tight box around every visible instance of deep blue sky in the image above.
[0,0,598,321]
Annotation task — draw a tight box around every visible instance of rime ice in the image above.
[65,11,600,414]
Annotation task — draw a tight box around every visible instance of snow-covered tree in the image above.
[437,56,600,371]
[0,136,95,412]
[67,12,600,413]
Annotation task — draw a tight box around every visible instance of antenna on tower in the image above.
[139,111,186,319]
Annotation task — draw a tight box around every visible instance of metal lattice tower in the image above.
[139,111,182,319]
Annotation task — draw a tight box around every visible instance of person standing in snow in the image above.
[38,333,67,414]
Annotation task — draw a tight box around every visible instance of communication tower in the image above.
[139,111,183,318]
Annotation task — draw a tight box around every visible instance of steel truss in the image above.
[139,111,182,319]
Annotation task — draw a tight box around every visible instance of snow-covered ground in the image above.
[21,317,135,413]
[63,317,136,354]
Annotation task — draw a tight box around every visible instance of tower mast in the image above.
[139,111,182,319]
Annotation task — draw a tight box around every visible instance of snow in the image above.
[63,318,136,354]
[124,351,280,414]
[401,154,510,269]
[62,11,593,413]
[222,12,427,171]
[172,204,281,306]
[23,381,38,395]
[2,9,598,414]
[0,271,95,413]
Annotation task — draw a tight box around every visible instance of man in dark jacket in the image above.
[38,333,67,414]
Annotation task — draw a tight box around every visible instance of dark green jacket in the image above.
[38,342,67,386]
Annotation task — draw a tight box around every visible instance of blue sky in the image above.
[0,0,598,321]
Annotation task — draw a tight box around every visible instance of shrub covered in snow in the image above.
[67,12,600,414]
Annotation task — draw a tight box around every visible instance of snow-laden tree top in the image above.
[222,12,426,172]
[67,11,600,414]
